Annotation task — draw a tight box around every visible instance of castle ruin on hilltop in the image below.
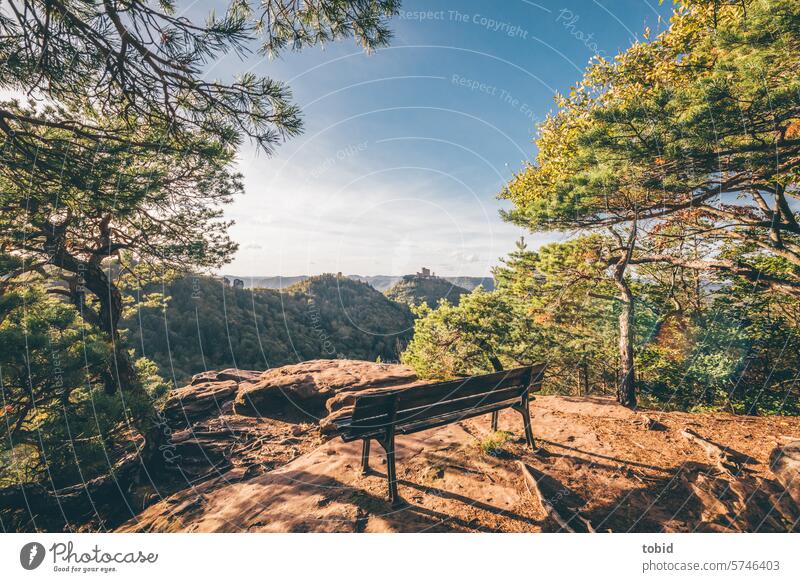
[403,267,436,282]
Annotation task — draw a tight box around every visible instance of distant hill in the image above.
[443,276,494,292]
[347,275,403,292]
[385,276,469,307]
[228,274,494,292]
[222,275,308,289]
[123,275,414,383]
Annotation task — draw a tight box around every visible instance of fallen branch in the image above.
[517,461,581,533]
[638,414,668,431]
[681,428,741,475]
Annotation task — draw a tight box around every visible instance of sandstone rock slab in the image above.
[190,368,262,386]
[233,359,417,416]
[164,380,238,427]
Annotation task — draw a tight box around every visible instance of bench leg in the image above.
[361,438,371,475]
[514,395,536,450]
[385,429,401,507]
[490,410,499,432]
[376,429,401,507]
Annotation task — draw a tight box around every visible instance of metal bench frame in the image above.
[333,364,546,506]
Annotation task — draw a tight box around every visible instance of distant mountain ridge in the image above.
[228,274,495,292]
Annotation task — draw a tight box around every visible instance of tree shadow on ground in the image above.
[537,439,673,473]
[260,469,521,532]
[523,449,799,533]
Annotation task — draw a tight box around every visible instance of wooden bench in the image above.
[332,364,546,506]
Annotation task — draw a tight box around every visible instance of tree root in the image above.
[517,461,595,533]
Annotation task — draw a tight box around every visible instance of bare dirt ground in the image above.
[119,395,800,533]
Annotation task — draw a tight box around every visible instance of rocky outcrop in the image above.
[164,359,416,428]
[162,359,418,481]
[190,368,262,386]
[770,439,800,507]
[164,368,263,428]
[164,380,238,427]
[233,359,418,416]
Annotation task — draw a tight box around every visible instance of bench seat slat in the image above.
[344,370,532,425]
[340,397,522,441]
[393,367,532,411]
[394,385,525,425]
[395,398,520,435]
[341,426,386,441]
[349,392,398,421]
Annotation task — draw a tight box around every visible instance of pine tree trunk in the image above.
[612,222,638,408]
[615,277,636,408]
[84,263,167,474]
[580,361,590,396]
[47,219,167,475]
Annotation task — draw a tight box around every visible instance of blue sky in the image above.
[214,0,671,277]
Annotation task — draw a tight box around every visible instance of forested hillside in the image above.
[124,275,414,383]
[385,275,469,307]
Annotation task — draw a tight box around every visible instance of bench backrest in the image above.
[344,364,545,440]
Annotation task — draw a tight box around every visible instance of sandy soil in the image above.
[119,395,800,533]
